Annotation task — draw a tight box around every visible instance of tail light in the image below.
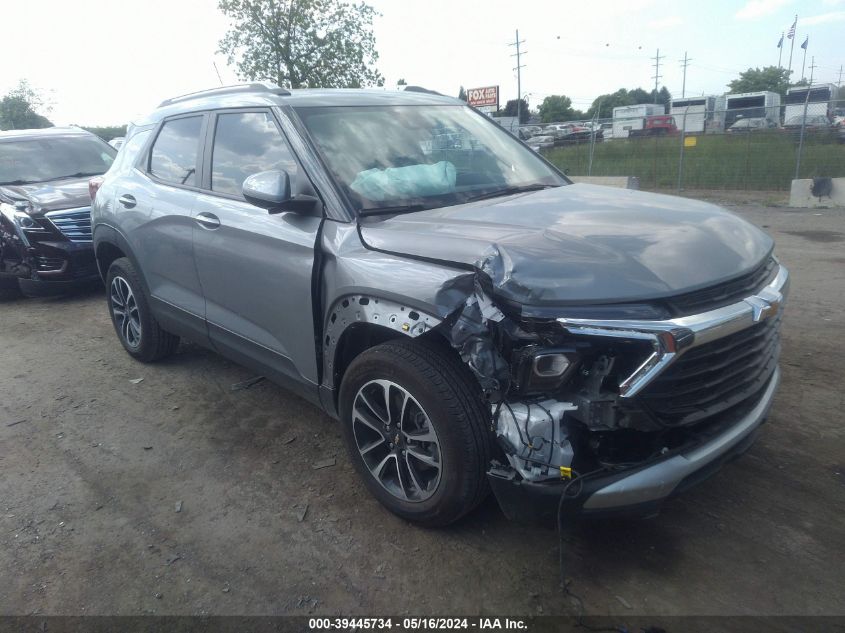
[88,177,104,201]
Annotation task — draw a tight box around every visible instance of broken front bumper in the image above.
[488,366,780,523]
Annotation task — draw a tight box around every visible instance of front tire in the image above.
[106,257,179,362]
[339,339,492,527]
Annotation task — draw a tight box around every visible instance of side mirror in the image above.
[242,170,291,210]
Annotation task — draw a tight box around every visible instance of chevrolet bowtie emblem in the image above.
[746,295,780,322]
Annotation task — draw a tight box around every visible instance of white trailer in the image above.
[612,103,665,139]
[784,84,838,122]
[670,96,717,133]
[724,91,781,128]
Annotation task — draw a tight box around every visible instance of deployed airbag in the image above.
[350,161,456,201]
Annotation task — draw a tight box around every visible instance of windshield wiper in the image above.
[358,204,429,217]
[464,183,557,202]
[0,179,41,186]
[51,171,104,180]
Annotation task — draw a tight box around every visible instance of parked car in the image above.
[782,114,832,131]
[109,137,125,150]
[628,115,678,137]
[727,117,775,133]
[0,127,116,298]
[92,83,789,526]
[526,134,555,151]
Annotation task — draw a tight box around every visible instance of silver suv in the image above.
[92,83,788,526]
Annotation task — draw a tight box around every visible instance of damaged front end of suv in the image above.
[427,252,788,523]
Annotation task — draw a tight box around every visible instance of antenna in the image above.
[652,48,665,104]
[213,62,224,86]
[508,30,527,122]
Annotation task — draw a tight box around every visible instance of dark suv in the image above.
[0,127,115,298]
[91,84,788,526]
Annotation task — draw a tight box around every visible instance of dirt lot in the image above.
[1,199,844,618]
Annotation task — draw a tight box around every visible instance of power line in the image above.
[651,48,665,103]
[508,30,526,121]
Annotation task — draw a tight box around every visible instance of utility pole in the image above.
[838,65,843,87]
[508,30,527,124]
[679,52,692,98]
[808,56,816,85]
[651,48,665,104]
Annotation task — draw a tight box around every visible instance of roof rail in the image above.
[158,82,291,108]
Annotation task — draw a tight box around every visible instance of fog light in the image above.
[533,353,570,377]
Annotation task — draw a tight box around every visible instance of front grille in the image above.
[638,314,781,427]
[664,257,778,316]
[45,207,92,243]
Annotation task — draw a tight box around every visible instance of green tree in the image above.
[538,95,576,123]
[727,66,791,96]
[217,0,384,89]
[0,80,52,131]
[81,125,128,142]
[397,78,407,86]
[457,86,467,102]
[585,86,670,119]
[502,98,529,123]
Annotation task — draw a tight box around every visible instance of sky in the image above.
[1,0,843,126]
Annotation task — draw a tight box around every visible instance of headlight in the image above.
[513,346,580,394]
[14,211,37,229]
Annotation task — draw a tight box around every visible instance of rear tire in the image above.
[106,257,179,362]
[339,338,492,527]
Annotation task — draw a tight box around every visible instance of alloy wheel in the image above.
[352,379,442,502]
[110,276,142,348]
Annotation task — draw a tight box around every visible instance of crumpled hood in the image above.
[359,183,773,306]
[0,177,91,216]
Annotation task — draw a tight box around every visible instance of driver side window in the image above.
[210,112,298,197]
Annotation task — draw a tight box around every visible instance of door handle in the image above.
[118,194,136,208]
[195,212,221,230]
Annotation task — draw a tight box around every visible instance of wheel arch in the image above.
[323,294,450,407]
[93,224,150,295]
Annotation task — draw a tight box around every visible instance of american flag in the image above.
[787,15,797,39]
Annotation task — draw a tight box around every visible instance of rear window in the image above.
[149,116,203,186]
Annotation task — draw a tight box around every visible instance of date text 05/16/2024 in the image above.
[308,618,528,630]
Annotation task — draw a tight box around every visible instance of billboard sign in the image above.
[467,86,499,109]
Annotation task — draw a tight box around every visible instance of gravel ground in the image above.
[1,199,843,617]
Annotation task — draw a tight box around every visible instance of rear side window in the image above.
[211,112,298,196]
[149,116,203,186]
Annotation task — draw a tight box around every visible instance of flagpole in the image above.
[787,17,797,80]
[778,33,783,68]
[801,41,807,81]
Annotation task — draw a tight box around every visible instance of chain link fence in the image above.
[531,98,845,192]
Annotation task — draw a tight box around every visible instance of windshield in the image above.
[0,135,116,185]
[785,115,826,126]
[295,105,566,213]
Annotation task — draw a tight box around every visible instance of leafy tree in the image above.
[585,86,670,119]
[457,86,467,102]
[502,98,529,123]
[727,66,791,96]
[397,78,407,86]
[217,0,384,89]
[81,125,128,141]
[0,80,52,131]
[538,95,576,123]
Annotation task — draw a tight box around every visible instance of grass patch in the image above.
[543,131,844,191]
